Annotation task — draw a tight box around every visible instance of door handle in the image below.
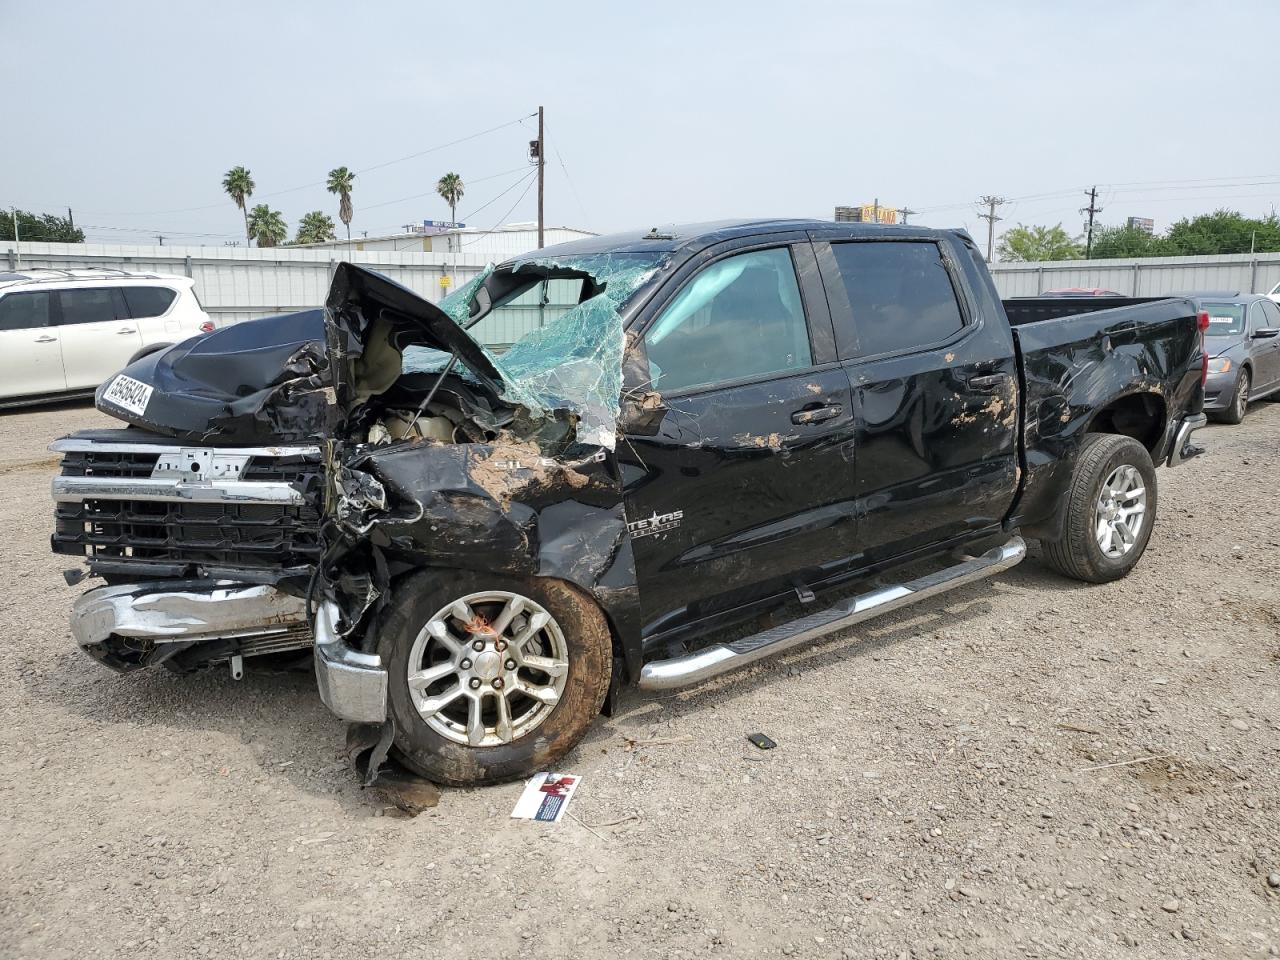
[967,373,1012,392]
[116,328,137,335]
[34,335,58,343]
[791,403,842,425]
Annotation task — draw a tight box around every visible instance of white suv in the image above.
[0,269,213,406]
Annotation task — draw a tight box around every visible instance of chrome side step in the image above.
[637,536,1026,692]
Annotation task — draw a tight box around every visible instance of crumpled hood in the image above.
[95,264,502,443]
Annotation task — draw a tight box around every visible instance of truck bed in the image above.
[1001,296,1165,327]
[1007,296,1204,538]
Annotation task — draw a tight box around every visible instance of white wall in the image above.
[1,241,488,327]
[989,252,1280,298]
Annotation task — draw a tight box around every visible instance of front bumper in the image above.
[1201,372,1236,412]
[1166,412,1208,467]
[71,580,309,669]
[312,601,388,724]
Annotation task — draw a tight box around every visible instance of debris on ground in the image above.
[510,772,581,823]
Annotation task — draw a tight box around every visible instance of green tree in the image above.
[1161,209,1280,256]
[292,210,336,245]
[246,204,287,248]
[0,209,84,243]
[326,166,355,240]
[1088,225,1169,259]
[222,166,255,246]
[436,172,465,225]
[996,223,1083,262]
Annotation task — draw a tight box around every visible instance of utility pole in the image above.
[536,106,545,248]
[872,198,880,224]
[1080,186,1102,259]
[898,205,918,225]
[11,206,21,269]
[976,195,1007,261]
[67,207,74,231]
[156,234,164,246]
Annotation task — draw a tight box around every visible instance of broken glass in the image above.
[405,252,670,449]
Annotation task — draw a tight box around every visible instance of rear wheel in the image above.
[1041,434,1158,584]
[1217,368,1250,425]
[378,571,613,787]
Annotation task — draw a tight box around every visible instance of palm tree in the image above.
[246,204,287,248]
[326,166,355,240]
[436,172,465,225]
[293,210,336,245]
[222,166,255,245]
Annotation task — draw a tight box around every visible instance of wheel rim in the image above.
[406,590,569,747]
[1237,374,1249,418]
[1094,464,1147,559]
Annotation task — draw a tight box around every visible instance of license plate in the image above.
[102,374,154,416]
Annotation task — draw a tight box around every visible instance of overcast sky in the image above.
[3,0,1278,248]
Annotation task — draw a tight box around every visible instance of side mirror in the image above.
[1252,327,1280,339]
[618,390,667,436]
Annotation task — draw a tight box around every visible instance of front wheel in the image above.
[1041,434,1158,584]
[377,571,613,787]
[1217,368,1250,425]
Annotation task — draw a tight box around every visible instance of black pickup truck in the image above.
[49,220,1207,786]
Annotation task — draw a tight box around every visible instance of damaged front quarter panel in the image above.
[321,254,671,684]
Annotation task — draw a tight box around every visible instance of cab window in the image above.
[643,247,811,393]
[827,241,966,359]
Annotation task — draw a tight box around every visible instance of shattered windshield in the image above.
[405,252,669,448]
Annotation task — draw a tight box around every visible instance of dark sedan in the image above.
[1197,293,1280,423]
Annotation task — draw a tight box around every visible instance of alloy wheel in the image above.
[405,591,569,747]
[1094,464,1147,559]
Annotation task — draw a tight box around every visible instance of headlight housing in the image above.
[1206,357,1232,375]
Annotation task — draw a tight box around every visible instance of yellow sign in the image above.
[859,203,897,225]
[439,275,452,289]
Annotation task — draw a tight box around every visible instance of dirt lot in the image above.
[1,401,1278,960]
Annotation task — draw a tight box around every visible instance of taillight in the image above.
[199,320,215,333]
[1198,311,1210,386]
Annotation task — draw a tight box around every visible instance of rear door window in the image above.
[121,286,177,319]
[827,241,966,359]
[0,291,53,331]
[1261,299,1280,328]
[57,288,126,325]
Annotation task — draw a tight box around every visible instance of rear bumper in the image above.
[312,601,387,724]
[1167,413,1207,467]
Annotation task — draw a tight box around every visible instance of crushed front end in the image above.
[51,255,664,733]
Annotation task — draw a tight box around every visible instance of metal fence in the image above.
[989,252,1280,298]
[1,240,489,327]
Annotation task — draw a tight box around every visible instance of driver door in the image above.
[618,238,858,643]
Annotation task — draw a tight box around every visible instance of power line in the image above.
[17,113,537,219]
[976,196,1007,261]
[359,166,529,213]
[462,171,539,247]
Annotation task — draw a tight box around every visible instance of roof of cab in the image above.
[513,218,964,261]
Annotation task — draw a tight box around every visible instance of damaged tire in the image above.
[1040,433,1158,584]
[378,571,613,787]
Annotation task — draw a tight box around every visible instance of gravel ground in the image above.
[2,400,1278,960]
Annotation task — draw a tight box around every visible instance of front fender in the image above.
[334,438,643,679]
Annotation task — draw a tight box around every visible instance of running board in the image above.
[637,536,1027,691]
